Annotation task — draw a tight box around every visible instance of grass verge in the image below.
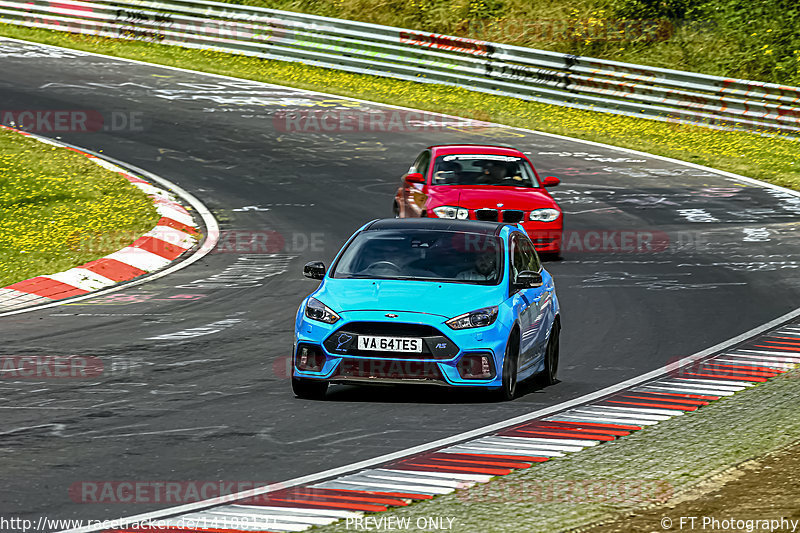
[0,128,159,286]
[0,25,798,193]
[309,370,800,533]
[584,439,800,532]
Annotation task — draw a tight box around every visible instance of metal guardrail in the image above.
[2,0,799,135]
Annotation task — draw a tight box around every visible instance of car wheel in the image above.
[541,324,560,385]
[496,331,519,401]
[292,377,328,399]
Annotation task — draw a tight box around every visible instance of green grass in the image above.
[0,128,159,286]
[0,24,798,194]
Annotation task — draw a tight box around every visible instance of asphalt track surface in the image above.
[0,39,799,528]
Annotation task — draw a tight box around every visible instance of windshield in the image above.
[332,229,503,285]
[431,154,541,187]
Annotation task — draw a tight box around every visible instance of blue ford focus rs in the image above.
[292,218,561,401]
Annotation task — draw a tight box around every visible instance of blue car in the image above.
[292,218,561,401]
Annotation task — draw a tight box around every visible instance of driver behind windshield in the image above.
[357,239,403,273]
[478,160,509,184]
[457,250,498,281]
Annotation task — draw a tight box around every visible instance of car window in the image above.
[414,151,431,177]
[510,235,521,283]
[518,235,541,272]
[510,234,540,285]
[431,154,540,187]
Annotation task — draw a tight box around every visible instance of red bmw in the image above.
[393,145,563,255]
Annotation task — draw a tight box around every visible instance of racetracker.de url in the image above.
[0,516,273,532]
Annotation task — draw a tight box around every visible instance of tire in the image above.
[392,202,400,218]
[292,377,328,400]
[495,331,520,401]
[541,323,560,386]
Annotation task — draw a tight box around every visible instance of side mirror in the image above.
[513,270,543,290]
[404,172,425,184]
[542,176,560,187]
[303,261,326,280]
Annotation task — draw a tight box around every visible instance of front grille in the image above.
[333,322,440,337]
[502,210,524,223]
[475,209,525,223]
[323,322,459,360]
[475,208,499,221]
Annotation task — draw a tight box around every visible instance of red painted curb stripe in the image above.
[456,453,551,462]
[754,344,800,352]
[639,391,721,400]
[705,362,786,373]
[238,497,385,511]
[131,236,187,260]
[696,366,779,378]
[702,364,780,377]
[762,339,800,346]
[692,366,774,377]
[605,400,697,411]
[6,277,88,299]
[280,492,408,506]
[80,257,147,282]
[325,488,434,499]
[618,391,710,403]
[283,489,410,505]
[393,463,512,476]
[617,394,709,406]
[423,453,532,469]
[519,423,631,436]
[158,216,200,235]
[683,372,768,383]
[540,420,643,430]
[269,497,388,512]
[501,429,614,441]
[531,426,631,437]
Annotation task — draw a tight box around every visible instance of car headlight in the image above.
[433,206,469,219]
[305,297,340,324]
[446,306,498,329]
[529,208,561,222]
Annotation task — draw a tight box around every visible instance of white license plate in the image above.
[358,335,423,353]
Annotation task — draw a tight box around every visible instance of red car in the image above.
[393,145,563,255]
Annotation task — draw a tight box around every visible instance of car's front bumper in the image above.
[293,309,512,388]
[522,224,562,253]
